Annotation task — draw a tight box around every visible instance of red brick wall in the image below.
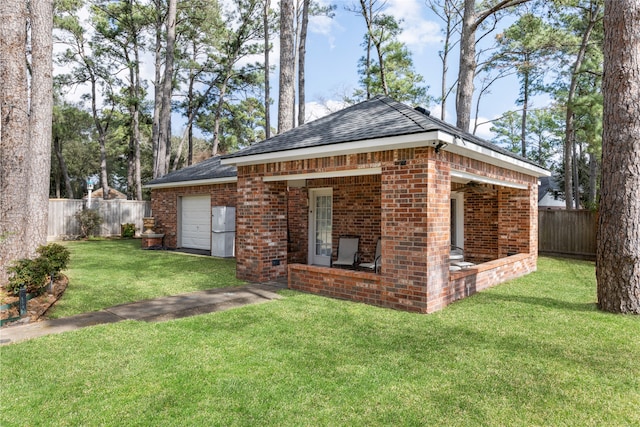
[150,183,237,248]
[236,168,288,282]
[286,187,308,264]
[308,175,381,264]
[235,147,539,313]
[464,191,499,263]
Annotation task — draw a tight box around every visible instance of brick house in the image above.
[147,96,549,313]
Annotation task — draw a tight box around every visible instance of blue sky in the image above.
[271,0,526,139]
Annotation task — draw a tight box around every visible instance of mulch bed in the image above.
[0,275,69,327]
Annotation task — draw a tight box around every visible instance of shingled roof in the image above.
[222,95,541,169]
[146,96,545,188]
[145,156,236,188]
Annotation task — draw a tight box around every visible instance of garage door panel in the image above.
[181,196,211,250]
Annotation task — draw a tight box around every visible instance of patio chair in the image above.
[331,236,360,268]
[359,238,381,273]
[450,245,475,269]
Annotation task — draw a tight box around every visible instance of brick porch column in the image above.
[380,148,451,313]
[236,167,288,282]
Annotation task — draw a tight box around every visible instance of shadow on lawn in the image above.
[480,292,597,312]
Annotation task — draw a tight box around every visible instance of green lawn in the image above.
[48,239,245,318]
[1,251,639,426]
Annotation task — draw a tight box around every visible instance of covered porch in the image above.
[231,145,539,314]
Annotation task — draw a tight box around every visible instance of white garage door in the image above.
[181,195,211,250]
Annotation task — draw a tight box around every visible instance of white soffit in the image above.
[263,167,382,182]
[451,170,529,190]
[143,176,237,189]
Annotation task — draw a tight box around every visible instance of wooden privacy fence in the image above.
[48,199,151,240]
[538,209,597,259]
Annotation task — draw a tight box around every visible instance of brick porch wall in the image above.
[289,253,535,313]
[150,183,237,248]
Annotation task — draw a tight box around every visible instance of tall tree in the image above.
[0,0,53,284]
[296,0,310,126]
[172,0,223,167]
[93,0,149,200]
[208,0,265,156]
[455,0,530,132]
[278,0,295,133]
[427,0,462,120]
[596,0,640,314]
[554,0,603,209]
[490,13,559,157]
[55,0,117,199]
[263,0,272,138]
[351,2,430,105]
[151,0,177,179]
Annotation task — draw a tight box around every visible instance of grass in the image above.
[48,239,245,318]
[1,252,639,426]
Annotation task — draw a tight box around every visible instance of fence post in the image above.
[19,285,27,317]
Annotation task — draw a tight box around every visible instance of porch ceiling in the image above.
[450,170,529,190]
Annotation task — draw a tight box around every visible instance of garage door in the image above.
[181,195,211,250]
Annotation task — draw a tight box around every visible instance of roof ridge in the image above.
[376,96,432,132]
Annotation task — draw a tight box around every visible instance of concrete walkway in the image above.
[0,282,286,346]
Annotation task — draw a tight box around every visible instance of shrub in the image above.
[37,243,70,276]
[5,244,71,295]
[121,223,136,238]
[75,209,103,238]
[6,257,51,295]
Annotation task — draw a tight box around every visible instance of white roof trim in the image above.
[451,170,529,190]
[263,167,382,182]
[439,133,550,178]
[143,176,237,189]
[221,132,441,166]
[222,130,549,178]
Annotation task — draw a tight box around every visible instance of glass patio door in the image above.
[309,188,333,266]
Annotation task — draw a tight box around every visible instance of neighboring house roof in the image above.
[538,176,566,208]
[144,156,237,189]
[222,96,547,176]
[84,187,127,199]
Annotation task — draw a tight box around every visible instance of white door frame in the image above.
[308,188,333,266]
[451,191,465,248]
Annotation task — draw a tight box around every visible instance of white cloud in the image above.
[386,0,441,51]
[473,116,497,140]
[309,15,339,49]
[305,99,349,122]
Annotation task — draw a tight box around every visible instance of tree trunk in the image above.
[151,2,164,179]
[520,68,529,158]
[564,3,601,209]
[27,0,53,248]
[278,0,295,134]
[264,0,271,139]
[297,0,309,126]
[456,0,531,132]
[0,0,29,284]
[597,0,640,314]
[158,0,177,178]
[53,135,74,198]
[587,151,597,207]
[455,0,477,132]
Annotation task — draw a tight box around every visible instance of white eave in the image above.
[143,176,237,190]
[221,130,550,178]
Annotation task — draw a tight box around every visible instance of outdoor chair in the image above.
[331,236,360,268]
[450,245,475,269]
[359,238,381,273]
